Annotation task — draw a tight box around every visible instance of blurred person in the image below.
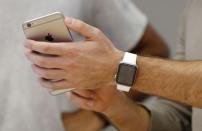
[24,0,202,130]
[22,1,197,131]
[0,0,170,131]
[25,16,191,131]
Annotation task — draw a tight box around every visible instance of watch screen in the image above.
[116,63,137,86]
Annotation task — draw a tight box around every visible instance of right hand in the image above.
[24,17,124,92]
[62,110,105,131]
[66,89,151,131]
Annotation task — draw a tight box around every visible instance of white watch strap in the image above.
[122,52,137,65]
[117,84,131,92]
[117,52,137,92]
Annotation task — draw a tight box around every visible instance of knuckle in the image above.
[42,72,52,78]
[43,44,51,53]
[93,28,103,36]
[24,50,30,56]
[66,47,80,57]
[74,20,84,31]
[36,58,47,67]
[38,79,49,88]
[26,42,33,50]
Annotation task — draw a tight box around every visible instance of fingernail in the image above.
[24,42,29,48]
[24,40,31,48]
[65,17,73,25]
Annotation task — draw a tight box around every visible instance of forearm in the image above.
[103,93,150,131]
[129,25,169,101]
[134,56,202,108]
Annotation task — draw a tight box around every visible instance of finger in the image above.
[66,92,94,110]
[32,65,67,80]
[38,77,73,90]
[24,40,75,56]
[25,50,63,69]
[65,17,103,40]
[73,90,95,99]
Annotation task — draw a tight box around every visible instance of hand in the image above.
[62,110,104,131]
[24,17,124,91]
[66,84,120,113]
[67,89,150,131]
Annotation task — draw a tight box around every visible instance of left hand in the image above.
[66,83,119,112]
[24,17,124,91]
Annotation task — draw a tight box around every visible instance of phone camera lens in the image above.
[27,23,32,27]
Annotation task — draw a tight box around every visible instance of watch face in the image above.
[116,63,137,86]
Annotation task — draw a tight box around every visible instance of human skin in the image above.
[25,17,202,108]
[61,23,169,131]
[24,17,151,131]
[62,110,105,131]
[25,17,202,130]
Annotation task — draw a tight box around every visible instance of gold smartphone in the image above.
[22,12,75,95]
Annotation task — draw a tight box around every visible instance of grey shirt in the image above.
[142,0,202,131]
[142,98,191,131]
[0,0,147,131]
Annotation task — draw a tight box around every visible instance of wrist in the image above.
[102,92,150,131]
[103,92,126,117]
[112,50,125,76]
[114,50,125,63]
[134,56,157,92]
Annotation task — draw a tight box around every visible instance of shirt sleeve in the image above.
[175,11,186,60]
[141,97,192,131]
[88,0,148,51]
[174,1,192,60]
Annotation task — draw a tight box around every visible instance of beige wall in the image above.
[133,0,187,57]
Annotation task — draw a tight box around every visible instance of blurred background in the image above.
[134,0,186,57]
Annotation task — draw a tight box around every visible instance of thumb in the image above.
[65,17,100,40]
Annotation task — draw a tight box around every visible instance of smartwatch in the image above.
[116,52,137,92]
